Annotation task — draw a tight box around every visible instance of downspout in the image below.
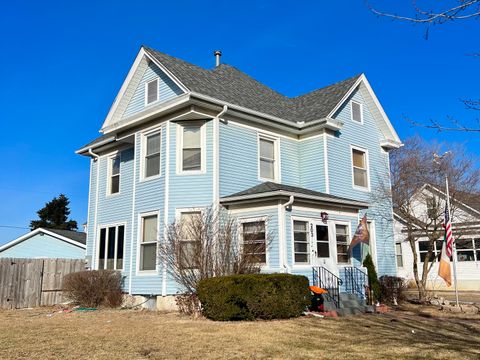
[212,105,228,277]
[281,195,294,273]
[88,148,100,270]
[213,105,228,206]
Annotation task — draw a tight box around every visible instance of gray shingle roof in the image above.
[221,182,368,208]
[46,229,87,245]
[79,48,362,152]
[144,46,361,123]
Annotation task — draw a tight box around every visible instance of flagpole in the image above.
[445,177,460,307]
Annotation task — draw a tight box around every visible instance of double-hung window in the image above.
[179,211,201,269]
[140,214,158,271]
[109,154,121,195]
[98,224,125,270]
[259,135,277,181]
[144,131,161,179]
[335,224,350,264]
[180,122,203,172]
[351,101,363,123]
[293,220,309,264]
[242,220,267,264]
[146,78,158,105]
[352,147,369,189]
[395,243,404,268]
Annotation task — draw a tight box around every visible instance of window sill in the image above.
[106,193,121,198]
[139,175,162,183]
[352,185,370,192]
[136,270,159,276]
[177,170,206,176]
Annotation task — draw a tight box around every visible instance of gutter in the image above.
[190,92,301,130]
[221,190,368,208]
[76,136,116,155]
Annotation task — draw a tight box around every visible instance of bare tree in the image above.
[368,1,480,25]
[367,1,480,132]
[374,136,480,301]
[158,206,271,294]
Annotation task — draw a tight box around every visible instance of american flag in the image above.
[444,203,454,258]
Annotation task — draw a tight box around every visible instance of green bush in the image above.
[363,254,381,303]
[63,270,123,308]
[197,273,310,321]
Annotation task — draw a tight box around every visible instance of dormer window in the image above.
[351,101,363,123]
[146,78,159,105]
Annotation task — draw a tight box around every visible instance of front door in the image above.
[310,221,337,274]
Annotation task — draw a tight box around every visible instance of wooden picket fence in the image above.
[0,258,86,309]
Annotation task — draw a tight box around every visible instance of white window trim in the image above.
[350,145,371,192]
[106,151,121,197]
[395,241,404,269]
[136,210,160,275]
[176,121,207,175]
[292,218,310,266]
[140,127,162,182]
[97,221,126,271]
[238,216,269,269]
[334,221,352,266]
[257,133,281,183]
[144,78,159,106]
[351,100,363,124]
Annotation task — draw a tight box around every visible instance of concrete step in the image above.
[337,307,365,316]
[339,293,359,301]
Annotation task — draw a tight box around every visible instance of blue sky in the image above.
[0,1,478,245]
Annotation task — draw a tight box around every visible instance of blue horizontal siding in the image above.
[122,61,183,119]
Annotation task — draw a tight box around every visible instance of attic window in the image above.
[146,78,159,105]
[351,101,363,123]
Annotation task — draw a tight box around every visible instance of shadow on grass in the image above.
[286,311,480,358]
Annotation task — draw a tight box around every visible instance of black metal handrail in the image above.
[312,266,342,308]
[344,266,368,300]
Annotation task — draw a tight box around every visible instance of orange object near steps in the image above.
[309,286,328,294]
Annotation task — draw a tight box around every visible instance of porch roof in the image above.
[220,182,368,209]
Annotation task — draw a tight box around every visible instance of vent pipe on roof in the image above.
[214,50,222,67]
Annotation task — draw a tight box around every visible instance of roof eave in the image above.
[220,190,368,209]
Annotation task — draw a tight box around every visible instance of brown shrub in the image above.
[63,270,123,308]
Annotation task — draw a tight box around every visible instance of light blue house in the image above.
[0,228,86,259]
[77,46,401,305]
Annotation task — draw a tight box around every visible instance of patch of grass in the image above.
[0,305,479,359]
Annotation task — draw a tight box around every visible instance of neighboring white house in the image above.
[395,184,480,291]
[0,228,86,259]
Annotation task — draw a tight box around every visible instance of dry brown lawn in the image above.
[0,304,479,360]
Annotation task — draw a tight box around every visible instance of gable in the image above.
[330,75,401,146]
[407,185,480,225]
[101,48,187,132]
[121,59,184,119]
[0,232,85,259]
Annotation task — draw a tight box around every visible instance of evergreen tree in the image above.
[30,194,78,231]
[363,253,381,303]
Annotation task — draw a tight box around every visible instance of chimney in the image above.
[214,50,222,67]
